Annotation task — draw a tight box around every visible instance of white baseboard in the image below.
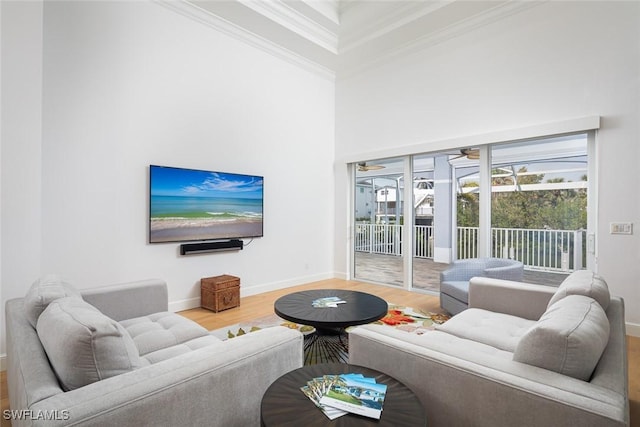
[626,321,640,337]
[168,297,201,312]
[332,270,348,281]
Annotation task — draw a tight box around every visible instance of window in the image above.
[351,131,595,293]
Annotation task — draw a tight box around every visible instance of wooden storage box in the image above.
[201,274,240,312]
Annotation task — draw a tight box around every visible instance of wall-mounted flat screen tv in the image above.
[149,165,263,243]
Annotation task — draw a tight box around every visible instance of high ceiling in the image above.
[170,0,537,78]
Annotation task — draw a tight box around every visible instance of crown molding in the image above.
[305,0,340,26]
[156,0,336,81]
[338,1,450,54]
[238,0,339,53]
[337,1,544,79]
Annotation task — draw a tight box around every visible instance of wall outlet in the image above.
[610,222,633,235]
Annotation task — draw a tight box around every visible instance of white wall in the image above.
[0,0,44,361]
[1,0,335,357]
[335,1,640,330]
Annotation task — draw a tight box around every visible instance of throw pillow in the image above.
[24,274,82,328]
[513,294,610,381]
[547,270,610,311]
[37,297,145,391]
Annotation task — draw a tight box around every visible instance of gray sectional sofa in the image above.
[349,270,629,427]
[5,276,303,426]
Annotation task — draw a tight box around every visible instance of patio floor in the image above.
[354,252,569,293]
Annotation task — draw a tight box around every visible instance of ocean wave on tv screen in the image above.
[150,195,262,218]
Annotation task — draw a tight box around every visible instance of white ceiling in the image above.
[175,0,538,78]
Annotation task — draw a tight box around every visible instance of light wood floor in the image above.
[1,278,638,427]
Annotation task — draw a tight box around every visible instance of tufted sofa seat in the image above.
[118,311,221,364]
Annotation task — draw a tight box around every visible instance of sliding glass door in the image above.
[351,132,594,292]
[353,157,405,286]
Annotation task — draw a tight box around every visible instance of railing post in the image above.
[574,230,583,270]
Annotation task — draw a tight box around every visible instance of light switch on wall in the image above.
[609,222,633,235]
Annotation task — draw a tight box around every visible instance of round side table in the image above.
[261,363,427,426]
[274,290,388,364]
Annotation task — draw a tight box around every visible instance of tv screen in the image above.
[149,165,263,243]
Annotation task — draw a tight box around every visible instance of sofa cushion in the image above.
[37,297,145,391]
[24,274,82,327]
[353,325,515,364]
[514,295,610,381]
[435,308,536,352]
[547,270,610,311]
[142,335,223,364]
[119,312,210,356]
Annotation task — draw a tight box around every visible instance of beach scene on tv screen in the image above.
[149,166,263,243]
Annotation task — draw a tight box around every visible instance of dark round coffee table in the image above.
[274,290,388,364]
[261,363,427,426]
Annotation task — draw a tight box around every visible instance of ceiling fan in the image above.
[450,148,480,160]
[357,162,385,172]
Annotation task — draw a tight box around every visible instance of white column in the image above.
[478,146,492,257]
[403,157,413,288]
[586,130,597,271]
[433,155,453,263]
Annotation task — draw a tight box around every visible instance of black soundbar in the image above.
[180,240,243,255]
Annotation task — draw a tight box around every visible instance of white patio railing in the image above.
[354,223,403,256]
[355,223,586,272]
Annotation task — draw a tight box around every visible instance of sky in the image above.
[150,165,263,199]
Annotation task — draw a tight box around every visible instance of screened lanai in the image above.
[353,133,591,294]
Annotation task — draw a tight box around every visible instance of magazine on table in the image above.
[300,376,348,419]
[300,373,387,420]
[311,296,347,308]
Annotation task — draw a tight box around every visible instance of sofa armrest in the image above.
[27,326,303,427]
[468,277,556,320]
[483,261,523,281]
[440,260,485,282]
[80,279,168,321]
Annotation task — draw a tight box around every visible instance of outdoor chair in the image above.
[440,257,524,315]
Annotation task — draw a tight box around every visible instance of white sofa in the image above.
[349,270,629,427]
[6,276,303,426]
